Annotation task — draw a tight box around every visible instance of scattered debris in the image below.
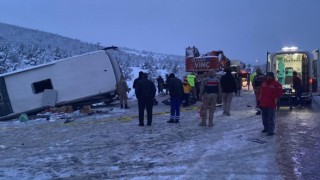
[247,138,266,144]
[19,113,28,122]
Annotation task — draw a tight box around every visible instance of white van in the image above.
[266,47,318,106]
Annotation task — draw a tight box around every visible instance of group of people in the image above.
[117,67,304,137]
[124,71,194,126]
[124,69,238,128]
[130,71,190,126]
[197,68,238,127]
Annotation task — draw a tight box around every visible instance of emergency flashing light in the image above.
[282,46,299,51]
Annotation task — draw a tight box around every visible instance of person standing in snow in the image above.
[156,75,165,94]
[259,72,282,136]
[195,76,202,101]
[164,74,170,95]
[234,69,242,96]
[135,73,156,126]
[292,71,303,108]
[133,71,144,91]
[252,68,266,115]
[116,75,130,109]
[167,73,184,123]
[220,68,237,116]
[182,77,192,107]
[186,73,197,102]
[199,70,221,127]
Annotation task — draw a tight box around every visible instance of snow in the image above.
[1,71,320,178]
[0,88,283,179]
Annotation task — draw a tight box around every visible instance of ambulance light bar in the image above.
[281,46,299,51]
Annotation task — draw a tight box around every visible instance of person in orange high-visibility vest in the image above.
[182,78,192,107]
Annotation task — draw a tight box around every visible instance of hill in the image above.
[0,22,185,80]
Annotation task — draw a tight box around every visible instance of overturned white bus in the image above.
[0,48,122,121]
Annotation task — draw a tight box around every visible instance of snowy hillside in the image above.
[109,48,185,82]
[0,22,185,81]
[0,23,99,73]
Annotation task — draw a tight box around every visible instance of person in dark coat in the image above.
[252,68,266,115]
[220,68,237,116]
[135,73,156,126]
[234,70,242,96]
[167,73,184,123]
[133,71,144,90]
[292,71,303,107]
[164,74,170,95]
[156,75,165,94]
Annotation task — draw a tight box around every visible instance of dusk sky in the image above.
[1,0,320,65]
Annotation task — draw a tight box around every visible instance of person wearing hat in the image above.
[259,72,283,136]
[199,70,221,127]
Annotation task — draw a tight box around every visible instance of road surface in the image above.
[0,92,319,179]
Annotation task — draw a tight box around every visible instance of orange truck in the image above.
[185,46,231,105]
[185,46,230,73]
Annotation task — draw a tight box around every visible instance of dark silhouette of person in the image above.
[167,73,184,123]
[135,73,156,126]
[133,71,144,90]
[292,71,303,107]
[156,75,165,94]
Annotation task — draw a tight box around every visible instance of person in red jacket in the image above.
[259,72,283,136]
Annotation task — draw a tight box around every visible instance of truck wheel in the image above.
[305,99,312,105]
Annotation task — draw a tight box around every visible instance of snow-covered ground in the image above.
[1,69,320,179]
[0,87,285,179]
